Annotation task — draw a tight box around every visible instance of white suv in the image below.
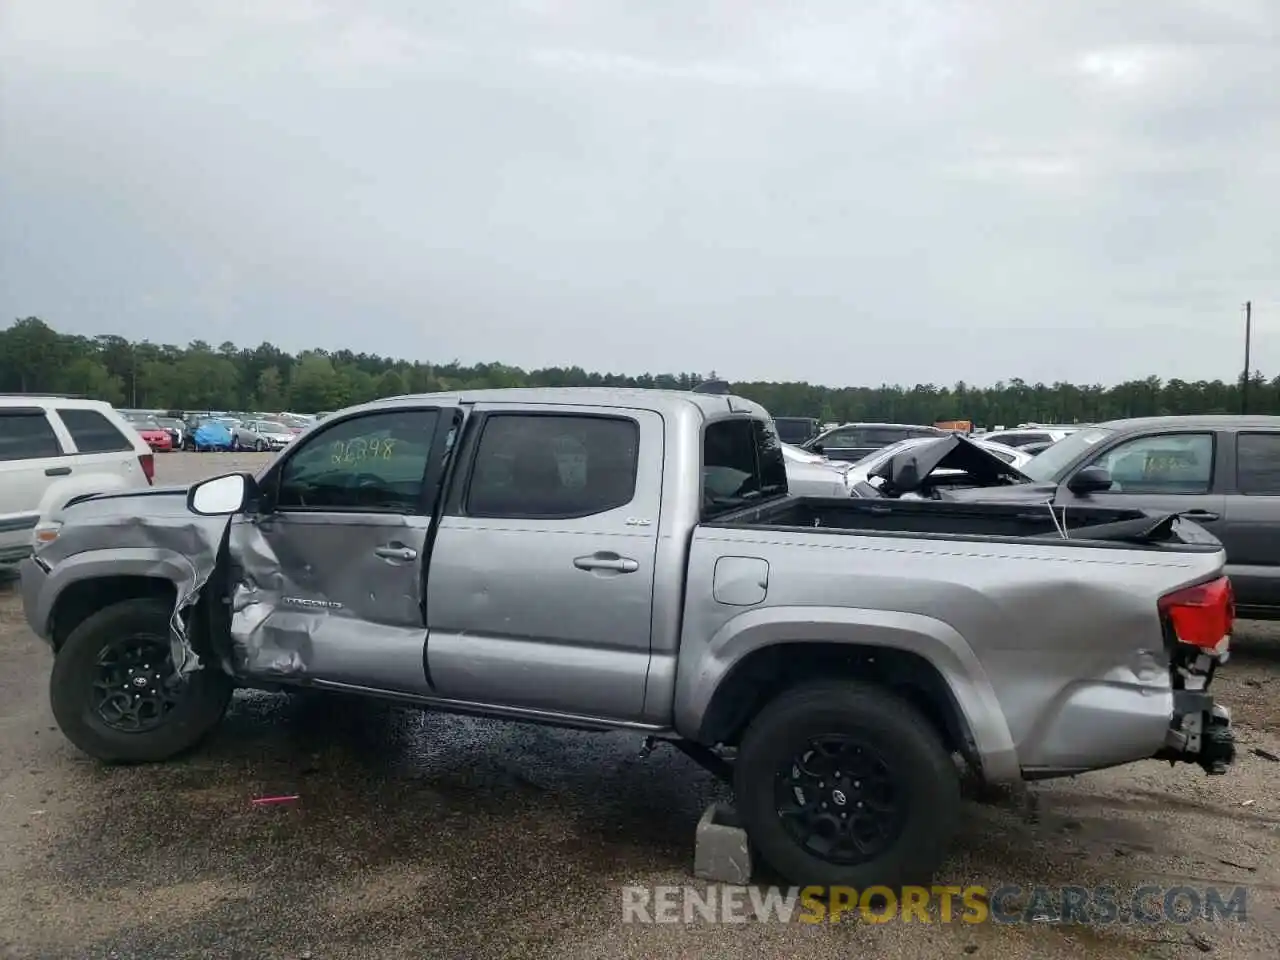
[0,396,155,565]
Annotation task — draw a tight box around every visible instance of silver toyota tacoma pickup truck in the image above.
[19,388,1237,888]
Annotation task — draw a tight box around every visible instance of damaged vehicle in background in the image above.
[19,388,1236,890]
[947,415,1280,621]
[778,442,858,496]
[844,435,1033,499]
[231,419,295,452]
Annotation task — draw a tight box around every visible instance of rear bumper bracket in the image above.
[1154,690,1235,775]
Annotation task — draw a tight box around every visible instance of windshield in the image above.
[1020,427,1114,482]
[129,415,161,429]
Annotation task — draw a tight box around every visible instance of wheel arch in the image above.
[679,606,1021,785]
[41,551,198,652]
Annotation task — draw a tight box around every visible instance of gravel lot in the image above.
[3,452,1280,958]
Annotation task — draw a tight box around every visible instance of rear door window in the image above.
[466,414,640,518]
[0,410,64,461]
[56,409,135,454]
[1236,432,1280,495]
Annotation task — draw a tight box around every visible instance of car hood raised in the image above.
[869,435,1030,494]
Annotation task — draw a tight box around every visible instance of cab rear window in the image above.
[702,417,788,519]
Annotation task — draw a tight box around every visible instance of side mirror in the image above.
[1067,465,1112,495]
[188,473,254,516]
[810,443,824,455]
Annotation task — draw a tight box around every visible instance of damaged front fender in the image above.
[30,491,237,676]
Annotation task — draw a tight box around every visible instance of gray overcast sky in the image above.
[2,1,1278,387]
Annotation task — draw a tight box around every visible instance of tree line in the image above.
[2,316,1275,428]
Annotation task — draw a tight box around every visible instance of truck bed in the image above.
[708,495,1223,551]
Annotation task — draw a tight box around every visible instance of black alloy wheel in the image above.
[775,734,906,865]
[50,598,235,762]
[91,633,183,733]
[734,680,960,888]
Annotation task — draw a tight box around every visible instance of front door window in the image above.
[1085,433,1214,495]
[276,409,439,512]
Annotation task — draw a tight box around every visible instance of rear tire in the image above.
[734,680,960,889]
[49,598,233,763]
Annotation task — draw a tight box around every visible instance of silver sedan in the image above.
[231,419,295,452]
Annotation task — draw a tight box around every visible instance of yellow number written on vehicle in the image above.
[330,436,398,464]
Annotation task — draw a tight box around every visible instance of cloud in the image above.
[529,48,770,88]
[1,0,1278,386]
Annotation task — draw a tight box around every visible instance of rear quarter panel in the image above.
[676,524,1225,781]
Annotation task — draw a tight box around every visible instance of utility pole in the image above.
[1241,300,1252,415]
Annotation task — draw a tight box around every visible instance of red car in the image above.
[127,415,174,452]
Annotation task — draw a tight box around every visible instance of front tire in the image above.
[49,598,233,763]
[734,680,960,889]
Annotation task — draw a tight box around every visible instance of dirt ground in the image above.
[2,452,1280,958]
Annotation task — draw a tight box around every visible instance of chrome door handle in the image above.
[1182,510,1220,522]
[574,554,639,573]
[374,544,418,561]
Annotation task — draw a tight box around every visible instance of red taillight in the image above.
[139,453,155,485]
[1158,576,1234,652]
